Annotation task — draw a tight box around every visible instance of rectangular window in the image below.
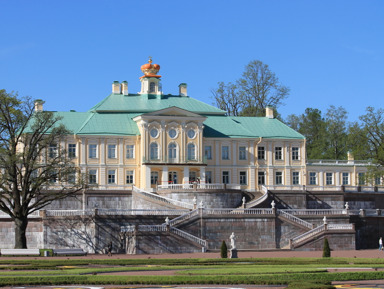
[204,146,212,160]
[49,170,58,183]
[151,171,158,185]
[108,144,116,159]
[292,147,299,161]
[375,176,381,185]
[258,171,265,185]
[89,144,97,159]
[292,172,300,185]
[275,171,283,185]
[49,144,57,158]
[67,169,76,184]
[205,171,212,184]
[68,144,76,158]
[258,146,265,160]
[358,172,365,185]
[309,172,317,185]
[326,172,333,185]
[126,144,135,159]
[239,146,247,160]
[126,170,134,184]
[108,170,116,184]
[275,147,282,160]
[222,146,229,160]
[239,171,247,185]
[222,171,230,184]
[342,172,349,185]
[89,169,97,184]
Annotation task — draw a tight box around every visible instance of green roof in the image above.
[90,93,226,115]
[203,116,304,139]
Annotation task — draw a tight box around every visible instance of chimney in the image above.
[179,83,187,97]
[121,81,128,95]
[34,99,44,112]
[265,106,274,119]
[347,151,354,163]
[112,81,121,94]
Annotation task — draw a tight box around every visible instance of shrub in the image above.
[220,241,228,258]
[323,238,331,258]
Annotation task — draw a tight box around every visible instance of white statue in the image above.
[193,196,197,205]
[165,217,169,225]
[271,200,276,209]
[242,197,246,206]
[199,200,204,208]
[323,216,327,225]
[230,232,236,249]
[345,202,349,210]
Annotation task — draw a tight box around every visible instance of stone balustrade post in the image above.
[272,208,276,216]
[324,223,328,231]
[359,209,366,217]
[39,210,46,218]
[94,208,98,216]
[166,224,170,232]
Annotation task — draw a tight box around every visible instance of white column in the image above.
[250,140,255,166]
[215,141,220,166]
[200,166,206,184]
[319,171,324,187]
[162,166,168,186]
[119,138,124,165]
[267,142,273,166]
[335,171,340,186]
[250,167,255,191]
[285,168,291,186]
[80,137,86,165]
[285,144,290,167]
[232,141,237,166]
[183,166,190,184]
[100,139,105,165]
[145,166,151,190]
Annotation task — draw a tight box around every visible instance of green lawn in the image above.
[0,257,383,289]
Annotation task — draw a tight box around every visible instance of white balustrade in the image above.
[277,210,313,229]
[170,227,207,247]
[282,209,346,216]
[169,209,200,226]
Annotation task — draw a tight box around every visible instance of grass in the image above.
[0,257,383,288]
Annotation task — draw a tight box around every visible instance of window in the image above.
[309,172,317,185]
[149,82,156,93]
[108,170,116,184]
[292,147,299,161]
[49,144,57,158]
[126,170,134,184]
[326,172,333,185]
[68,144,76,158]
[205,171,212,183]
[126,145,135,159]
[89,169,97,184]
[342,172,349,185]
[168,129,177,139]
[150,128,159,138]
[275,147,282,160]
[151,171,158,185]
[239,146,247,160]
[168,143,177,162]
[150,143,159,160]
[375,176,381,185]
[258,171,265,185]
[222,171,230,184]
[358,172,365,185]
[275,171,283,185]
[189,171,197,182]
[67,169,76,184]
[258,146,265,160]
[187,129,196,139]
[89,144,97,159]
[292,172,300,185]
[222,146,229,160]
[187,143,196,160]
[49,170,58,183]
[204,146,212,160]
[108,144,116,159]
[239,171,247,185]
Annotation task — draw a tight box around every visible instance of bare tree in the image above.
[0,90,84,248]
[212,82,242,116]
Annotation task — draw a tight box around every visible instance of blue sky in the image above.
[1,0,383,122]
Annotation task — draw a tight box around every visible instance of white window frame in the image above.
[150,142,159,160]
[275,147,282,160]
[342,172,349,185]
[187,143,196,161]
[258,171,265,185]
[222,145,230,160]
[205,171,212,183]
[239,171,247,185]
[89,144,97,159]
[68,143,76,158]
[292,147,299,161]
[292,171,300,185]
[222,171,230,184]
[275,171,283,185]
[239,146,247,160]
[89,169,97,185]
[258,146,265,160]
[204,145,212,160]
[108,170,116,184]
[309,172,317,185]
[49,144,58,158]
[108,144,117,159]
[326,172,333,185]
[168,142,178,162]
[126,144,135,159]
[126,170,134,184]
[151,171,159,185]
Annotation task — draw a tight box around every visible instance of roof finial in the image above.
[148,56,152,64]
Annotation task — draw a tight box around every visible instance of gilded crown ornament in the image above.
[140,57,161,78]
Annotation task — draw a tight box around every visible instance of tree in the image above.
[220,240,228,258]
[212,60,289,117]
[324,105,348,159]
[0,90,84,248]
[322,237,331,258]
[238,60,290,117]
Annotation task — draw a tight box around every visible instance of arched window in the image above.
[187,143,196,161]
[150,142,158,160]
[168,143,177,162]
[149,82,156,93]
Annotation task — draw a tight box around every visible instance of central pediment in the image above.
[133,106,207,122]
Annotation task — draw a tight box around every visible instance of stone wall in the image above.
[295,232,356,251]
[0,219,43,249]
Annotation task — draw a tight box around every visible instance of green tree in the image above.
[212,60,289,117]
[220,240,228,258]
[322,238,331,258]
[0,90,84,248]
[324,105,348,159]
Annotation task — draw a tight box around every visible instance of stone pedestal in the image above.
[230,248,238,258]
